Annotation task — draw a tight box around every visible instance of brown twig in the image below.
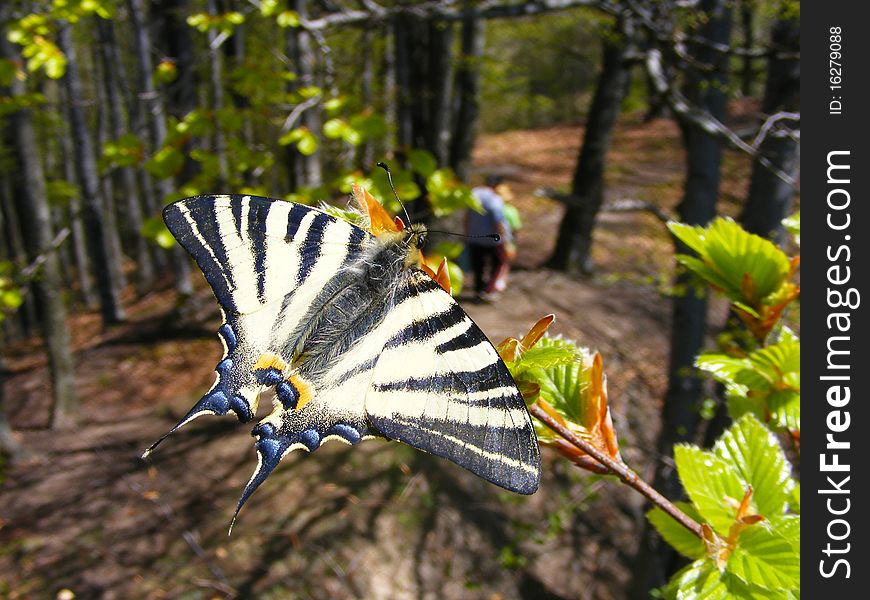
[528,402,704,538]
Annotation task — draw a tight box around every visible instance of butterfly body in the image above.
[150,189,540,520]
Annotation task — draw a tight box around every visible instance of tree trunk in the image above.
[92,43,129,295]
[427,19,455,166]
[97,17,155,291]
[0,354,20,453]
[549,17,630,274]
[206,0,229,185]
[630,1,732,596]
[125,0,169,277]
[0,176,39,337]
[293,0,323,187]
[739,9,800,242]
[1,20,79,428]
[58,20,126,325]
[740,0,755,96]
[393,15,414,151]
[449,11,484,181]
[358,27,375,170]
[703,3,800,447]
[57,115,98,309]
[151,0,195,297]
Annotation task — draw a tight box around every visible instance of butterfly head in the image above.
[406,223,428,250]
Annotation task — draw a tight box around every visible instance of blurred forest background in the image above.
[0,0,799,598]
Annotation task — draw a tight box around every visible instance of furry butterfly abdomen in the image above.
[149,193,540,519]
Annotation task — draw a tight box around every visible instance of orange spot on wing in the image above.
[254,354,287,372]
[352,184,398,235]
[289,374,314,411]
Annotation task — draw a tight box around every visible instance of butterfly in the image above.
[144,185,541,522]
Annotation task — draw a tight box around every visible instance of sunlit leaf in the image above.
[712,415,794,517]
[648,502,706,559]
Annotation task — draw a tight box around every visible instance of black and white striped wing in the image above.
[364,270,541,494]
[161,194,369,428]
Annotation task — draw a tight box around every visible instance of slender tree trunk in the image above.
[630,1,732,596]
[0,354,20,454]
[125,0,169,276]
[206,0,229,185]
[740,0,755,96]
[383,23,398,158]
[393,15,414,151]
[739,9,800,242]
[1,20,79,428]
[92,43,129,295]
[0,176,39,336]
[57,114,98,309]
[97,17,155,290]
[151,0,195,297]
[549,16,631,274]
[353,27,375,170]
[293,0,322,186]
[449,11,484,182]
[1,175,38,339]
[427,19,455,166]
[57,20,126,325]
[220,0,255,185]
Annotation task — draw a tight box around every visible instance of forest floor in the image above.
[0,113,750,600]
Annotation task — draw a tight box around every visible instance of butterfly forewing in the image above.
[162,195,371,424]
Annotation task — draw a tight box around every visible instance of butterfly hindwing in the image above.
[364,270,541,494]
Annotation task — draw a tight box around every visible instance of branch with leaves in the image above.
[498,214,800,598]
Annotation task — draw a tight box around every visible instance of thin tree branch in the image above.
[528,402,704,538]
[644,49,797,186]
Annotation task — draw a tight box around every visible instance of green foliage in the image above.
[697,336,800,430]
[0,262,24,322]
[782,211,800,246]
[668,218,793,317]
[651,415,799,599]
[141,216,175,249]
[647,502,705,559]
[100,134,145,170]
[187,10,245,34]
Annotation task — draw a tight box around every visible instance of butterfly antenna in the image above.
[377,161,412,226]
[427,230,501,243]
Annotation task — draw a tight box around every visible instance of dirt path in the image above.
[0,118,710,599]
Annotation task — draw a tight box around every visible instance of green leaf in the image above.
[322,118,347,139]
[665,560,729,600]
[141,216,175,249]
[782,211,799,246]
[713,414,795,517]
[2,288,24,311]
[511,343,580,376]
[665,560,791,600]
[727,526,799,590]
[699,340,800,432]
[277,10,300,27]
[0,59,18,87]
[673,446,747,533]
[296,131,318,155]
[408,149,437,178]
[145,146,184,179]
[787,483,799,515]
[647,503,705,559]
[513,337,588,427]
[669,218,792,307]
